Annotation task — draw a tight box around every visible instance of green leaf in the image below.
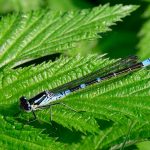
[0,54,150,149]
[0,4,138,68]
[72,120,150,150]
[0,116,63,150]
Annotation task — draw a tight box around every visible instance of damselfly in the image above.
[19,56,150,121]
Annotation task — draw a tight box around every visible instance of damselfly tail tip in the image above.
[142,58,150,67]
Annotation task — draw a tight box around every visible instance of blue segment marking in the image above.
[65,89,71,95]
[80,84,86,88]
[142,58,150,67]
[97,77,101,82]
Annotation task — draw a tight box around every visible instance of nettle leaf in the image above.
[72,120,150,150]
[138,5,150,59]
[0,116,63,150]
[0,55,150,149]
[0,4,138,68]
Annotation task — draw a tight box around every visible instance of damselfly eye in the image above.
[20,96,31,111]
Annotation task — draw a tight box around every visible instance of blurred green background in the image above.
[0,0,149,59]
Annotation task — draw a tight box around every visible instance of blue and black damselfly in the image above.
[19,56,150,121]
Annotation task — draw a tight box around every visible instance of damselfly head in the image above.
[20,96,32,112]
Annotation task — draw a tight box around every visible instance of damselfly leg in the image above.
[27,111,37,123]
[39,102,83,122]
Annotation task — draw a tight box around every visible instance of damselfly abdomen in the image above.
[19,56,150,121]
